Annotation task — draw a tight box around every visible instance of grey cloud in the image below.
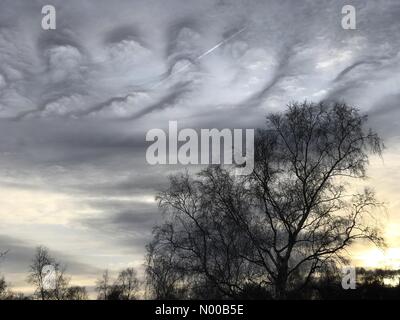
[77,201,161,251]
[103,25,145,46]
[0,234,99,277]
[82,204,161,230]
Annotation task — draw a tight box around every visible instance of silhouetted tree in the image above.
[0,276,10,299]
[65,286,88,300]
[114,268,140,300]
[0,252,10,299]
[146,235,190,299]
[0,277,27,300]
[96,270,111,300]
[146,102,385,299]
[107,285,124,300]
[96,268,140,300]
[27,246,70,300]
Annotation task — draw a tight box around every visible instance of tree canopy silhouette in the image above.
[146,101,385,299]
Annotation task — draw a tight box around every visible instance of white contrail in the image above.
[151,26,248,89]
[197,26,247,60]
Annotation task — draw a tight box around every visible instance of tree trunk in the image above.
[275,260,289,299]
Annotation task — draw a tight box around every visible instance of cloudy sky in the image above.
[0,0,399,295]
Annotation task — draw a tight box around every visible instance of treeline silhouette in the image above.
[1,246,400,300]
[1,102,399,300]
[0,246,140,300]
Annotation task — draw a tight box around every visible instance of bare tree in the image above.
[146,171,257,299]
[248,102,384,298]
[95,268,140,300]
[52,266,70,300]
[0,251,10,299]
[0,276,10,300]
[146,102,385,299]
[0,277,27,300]
[146,234,191,299]
[27,246,55,300]
[27,246,69,300]
[96,270,111,300]
[115,268,140,300]
[65,286,88,300]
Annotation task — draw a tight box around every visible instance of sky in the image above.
[0,0,400,295]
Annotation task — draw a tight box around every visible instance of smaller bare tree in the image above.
[115,268,140,300]
[27,246,69,300]
[65,286,88,300]
[96,270,111,300]
[0,276,11,300]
